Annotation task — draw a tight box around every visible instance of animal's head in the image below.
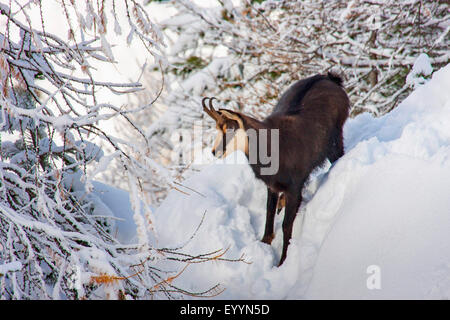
[202,97,248,158]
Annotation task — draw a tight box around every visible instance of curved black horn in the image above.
[202,97,211,110]
[202,96,221,121]
[208,97,217,111]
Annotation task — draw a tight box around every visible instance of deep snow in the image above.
[98,63,450,299]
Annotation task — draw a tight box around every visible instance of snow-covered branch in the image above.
[0,0,240,300]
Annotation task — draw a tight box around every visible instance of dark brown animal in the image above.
[203,72,350,266]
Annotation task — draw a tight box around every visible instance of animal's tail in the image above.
[327,72,344,87]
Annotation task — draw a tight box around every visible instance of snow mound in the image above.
[91,181,138,244]
[153,64,450,299]
[406,53,433,87]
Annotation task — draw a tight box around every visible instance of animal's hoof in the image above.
[278,256,286,267]
[261,233,274,245]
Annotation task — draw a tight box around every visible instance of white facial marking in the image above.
[211,129,224,155]
[223,128,248,158]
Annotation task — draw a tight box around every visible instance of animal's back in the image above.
[270,72,345,116]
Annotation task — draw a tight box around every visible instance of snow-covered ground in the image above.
[132,63,450,299]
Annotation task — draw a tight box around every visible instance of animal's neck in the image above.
[240,114,279,182]
[240,113,267,131]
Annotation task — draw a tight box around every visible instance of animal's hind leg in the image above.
[327,129,344,163]
[262,188,278,245]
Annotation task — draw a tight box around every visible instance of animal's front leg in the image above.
[261,188,278,245]
[279,191,302,266]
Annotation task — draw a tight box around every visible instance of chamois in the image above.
[203,72,350,266]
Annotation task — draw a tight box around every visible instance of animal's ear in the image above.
[219,109,244,129]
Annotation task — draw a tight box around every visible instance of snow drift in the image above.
[149,64,450,299]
